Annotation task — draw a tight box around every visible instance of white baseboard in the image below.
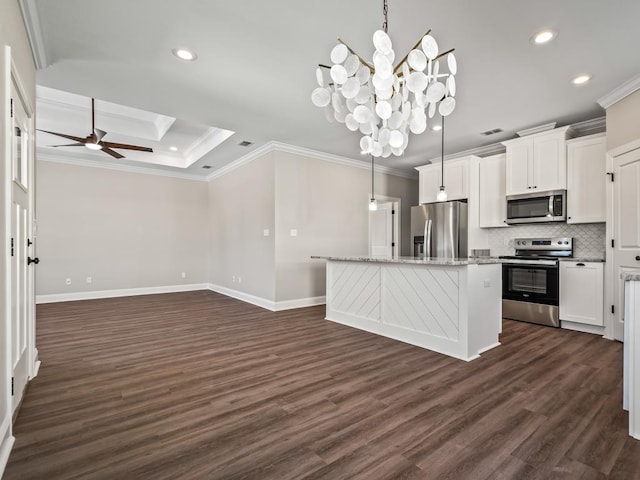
[207,284,325,312]
[0,433,15,479]
[36,283,209,304]
[561,320,606,336]
[35,283,326,313]
[274,296,326,311]
[207,284,276,310]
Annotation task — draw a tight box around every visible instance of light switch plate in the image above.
[290,229,297,237]
[263,229,269,237]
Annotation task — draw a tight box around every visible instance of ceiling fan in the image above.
[38,98,153,159]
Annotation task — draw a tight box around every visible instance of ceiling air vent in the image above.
[238,140,253,147]
[481,128,503,136]
[202,165,212,169]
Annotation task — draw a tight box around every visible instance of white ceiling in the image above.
[22,0,640,177]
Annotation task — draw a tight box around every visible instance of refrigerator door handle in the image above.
[425,219,432,258]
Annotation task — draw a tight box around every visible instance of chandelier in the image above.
[311,0,457,158]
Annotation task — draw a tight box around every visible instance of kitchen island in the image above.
[312,256,503,361]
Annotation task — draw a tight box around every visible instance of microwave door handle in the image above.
[549,195,554,217]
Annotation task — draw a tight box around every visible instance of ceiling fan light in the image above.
[85,143,102,150]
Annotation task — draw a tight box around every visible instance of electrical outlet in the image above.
[290,229,297,237]
[238,277,242,284]
[86,276,92,284]
[65,278,71,285]
[232,275,236,283]
[484,279,491,288]
[181,271,186,279]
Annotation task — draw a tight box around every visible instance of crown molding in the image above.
[570,116,606,136]
[206,141,418,181]
[18,0,47,70]
[37,149,208,182]
[597,74,640,109]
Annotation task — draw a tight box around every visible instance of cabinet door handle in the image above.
[636,256,640,261]
[576,263,585,267]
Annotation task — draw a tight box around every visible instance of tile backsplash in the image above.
[486,223,606,259]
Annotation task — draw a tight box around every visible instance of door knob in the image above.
[27,257,39,265]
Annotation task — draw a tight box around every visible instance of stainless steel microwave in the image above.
[506,190,566,224]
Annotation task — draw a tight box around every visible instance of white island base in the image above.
[318,257,503,362]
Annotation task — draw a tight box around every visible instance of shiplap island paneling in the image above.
[313,256,502,361]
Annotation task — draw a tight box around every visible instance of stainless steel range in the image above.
[499,237,573,327]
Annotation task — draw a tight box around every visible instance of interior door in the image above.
[10,81,32,413]
[369,201,394,258]
[613,147,640,341]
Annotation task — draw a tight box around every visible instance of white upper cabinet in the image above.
[566,133,606,224]
[503,127,573,196]
[479,153,508,228]
[416,157,469,204]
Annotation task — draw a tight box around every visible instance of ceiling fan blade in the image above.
[51,143,85,147]
[102,141,153,152]
[37,129,87,143]
[101,147,125,159]
[94,128,107,143]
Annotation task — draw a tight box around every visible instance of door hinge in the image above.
[607,172,615,182]
[11,237,14,257]
[611,239,615,248]
[611,305,615,314]
[11,377,14,396]
[392,209,395,215]
[391,242,395,247]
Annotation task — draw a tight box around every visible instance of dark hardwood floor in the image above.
[4,290,640,479]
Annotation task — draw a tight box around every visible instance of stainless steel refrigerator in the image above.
[411,201,468,258]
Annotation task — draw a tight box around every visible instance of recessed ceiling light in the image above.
[431,125,442,131]
[169,146,178,152]
[172,47,197,61]
[571,74,592,85]
[531,29,557,45]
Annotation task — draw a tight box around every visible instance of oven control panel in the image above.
[513,237,573,251]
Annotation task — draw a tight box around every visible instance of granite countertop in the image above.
[311,255,503,266]
[622,273,640,281]
[560,257,606,263]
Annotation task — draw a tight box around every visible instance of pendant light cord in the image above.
[440,115,445,189]
[382,0,388,33]
[371,155,375,199]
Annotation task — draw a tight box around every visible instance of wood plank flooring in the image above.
[4,290,640,479]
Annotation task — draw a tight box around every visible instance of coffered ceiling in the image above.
[21,0,640,177]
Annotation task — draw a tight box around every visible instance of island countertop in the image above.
[311,255,503,266]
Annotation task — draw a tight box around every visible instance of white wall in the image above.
[606,89,640,151]
[35,161,209,297]
[274,150,417,302]
[208,151,276,301]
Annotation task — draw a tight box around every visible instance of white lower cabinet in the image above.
[560,261,604,326]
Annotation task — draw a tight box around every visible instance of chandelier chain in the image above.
[382,0,388,33]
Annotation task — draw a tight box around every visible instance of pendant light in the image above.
[312,0,458,159]
[436,115,448,202]
[369,155,377,211]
